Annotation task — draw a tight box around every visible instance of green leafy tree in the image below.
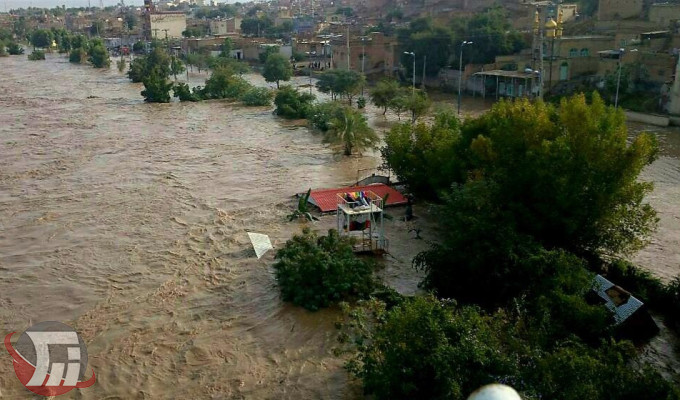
[449,7,525,66]
[240,16,272,36]
[316,69,365,104]
[0,41,7,57]
[202,67,252,100]
[170,55,185,80]
[274,228,376,311]
[7,42,24,55]
[127,56,147,82]
[408,94,659,302]
[173,82,201,102]
[370,79,400,115]
[88,43,110,68]
[258,45,279,63]
[341,295,514,400]
[262,53,292,88]
[124,11,138,29]
[240,87,273,106]
[339,295,678,400]
[132,40,145,53]
[382,110,461,198]
[30,29,53,49]
[404,90,431,123]
[274,85,315,119]
[141,68,173,103]
[309,101,345,132]
[326,106,379,156]
[28,50,46,60]
[219,37,233,57]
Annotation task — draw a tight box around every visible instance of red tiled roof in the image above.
[308,184,408,213]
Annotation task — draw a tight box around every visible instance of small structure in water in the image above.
[336,190,388,254]
[589,274,659,340]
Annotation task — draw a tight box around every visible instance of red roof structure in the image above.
[308,184,408,213]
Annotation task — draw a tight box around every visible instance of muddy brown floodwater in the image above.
[0,54,678,398]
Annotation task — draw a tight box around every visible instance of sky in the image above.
[4,0,237,11]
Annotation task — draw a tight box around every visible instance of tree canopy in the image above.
[262,53,292,88]
[381,94,659,304]
[315,69,365,104]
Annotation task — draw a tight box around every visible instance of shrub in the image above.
[173,82,201,102]
[132,40,145,53]
[309,101,345,132]
[240,87,273,106]
[0,41,6,57]
[141,68,173,103]
[357,96,366,109]
[339,295,680,400]
[7,42,24,55]
[202,67,252,100]
[88,44,110,68]
[28,50,45,60]
[341,296,515,400]
[274,85,315,119]
[69,47,86,63]
[273,228,376,311]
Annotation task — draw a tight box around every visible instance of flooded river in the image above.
[0,54,678,398]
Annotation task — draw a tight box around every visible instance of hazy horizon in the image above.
[3,0,239,11]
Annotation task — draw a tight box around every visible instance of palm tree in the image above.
[327,107,379,156]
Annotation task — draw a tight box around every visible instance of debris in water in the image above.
[247,232,273,259]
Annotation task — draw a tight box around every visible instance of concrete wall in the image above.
[649,4,680,27]
[330,32,396,76]
[598,0,643,21]
[149,13,187,39]
[209,18,241,35]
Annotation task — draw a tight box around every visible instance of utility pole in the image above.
[404,51,415,94]
[361,36,365,96]
[422,55,426,92]
[458,41,472,115]
[346,24,350,70]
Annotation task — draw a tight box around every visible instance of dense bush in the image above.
[127,47,171,83]
[274,85,315,119]
[172,82,201,102]
[400,94,659,303]
[201,67,252,100]
[240,87,273,106]
[607,259,680,331]
[7,42,24,55]
[339,295,680,400]
[69,47,86,63]
[309,101,345,132]
[27,50,45,60]
[273,228,376,311]
[0,41,6,57]
[88,43,110,68]
[141,68,173,103]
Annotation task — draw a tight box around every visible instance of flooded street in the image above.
[0,53,678,398]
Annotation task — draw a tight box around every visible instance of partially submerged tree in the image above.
[141,68,173,103]
[326,106,379,156]
[274,85,315,119]
[262,52,292,88]
[274,228,376,311]
[316,69,365,104]
[370,79,400,115]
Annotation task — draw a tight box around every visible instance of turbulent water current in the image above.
[0,54,678,398]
